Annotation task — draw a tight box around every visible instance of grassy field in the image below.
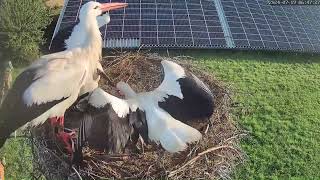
[176,50,320,179]
[45,0,64,8]
[1,50,320,179]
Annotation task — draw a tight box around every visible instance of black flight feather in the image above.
[158,71,214,122]
[65,102,148,154]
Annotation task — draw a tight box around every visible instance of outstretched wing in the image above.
[65,88,147,153]
[65,104,133,153]
[155,60,214,122]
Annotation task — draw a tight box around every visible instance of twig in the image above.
[85,170,106,180]
[168,145,235,177]
[204,124,210,134]
[72,166,83,180]
[221,133,247,145]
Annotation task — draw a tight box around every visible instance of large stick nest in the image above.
[31,52,245,180]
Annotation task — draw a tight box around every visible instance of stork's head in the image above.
[116,81,136,98]
[79,1,127,21]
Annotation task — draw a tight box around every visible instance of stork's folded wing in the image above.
[22,54,86,106]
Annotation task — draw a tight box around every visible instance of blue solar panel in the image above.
[54,0,227,49]
[221,0,320,52]
[52,0,320,52]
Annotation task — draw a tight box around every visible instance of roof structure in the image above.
[52,0,320,53]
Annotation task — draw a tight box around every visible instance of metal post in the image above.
[49,0,70,50]
[0,61,13,107]
[212,0,235,48]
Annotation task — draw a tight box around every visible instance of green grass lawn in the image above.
[2,50,320,179]
[178,50,320,179]
[0,138,33,180]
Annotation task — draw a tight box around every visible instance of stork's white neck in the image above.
[66,14,103,62]
[81,15,102,49]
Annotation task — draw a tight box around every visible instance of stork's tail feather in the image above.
[159,120,202,153]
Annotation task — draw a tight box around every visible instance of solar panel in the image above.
[54,0,227,49]
[221,0,320,52]
[106,0,227,48]
[53,0,320,53]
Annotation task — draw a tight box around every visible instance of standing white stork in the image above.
[0,1,127,149]
[49,13,111,53]
[64,60,214,153]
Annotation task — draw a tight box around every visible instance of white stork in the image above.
[65,60,214,153]
[49,13,111,53]
[0,1,127,149]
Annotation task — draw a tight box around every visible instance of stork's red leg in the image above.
[49,116,64,127]
[49,117,59,127]
[56,131,76,155]
[49,116,75,155]
[57,116,64,127]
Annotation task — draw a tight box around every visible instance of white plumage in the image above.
[83,60,214,153]
[89,88,131,118]
[23,2,105,128]
[49,12,111,53]
[0,1,128,148]
[116,60,203,152]
[65,13,110,50]
[88,87,200,153]
[156,60,186,99]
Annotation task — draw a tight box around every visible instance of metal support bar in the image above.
[49,0,70,49]
[213,0,235,48]
[105,38,141,48]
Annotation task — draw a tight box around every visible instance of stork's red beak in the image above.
[100,3,128,12]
